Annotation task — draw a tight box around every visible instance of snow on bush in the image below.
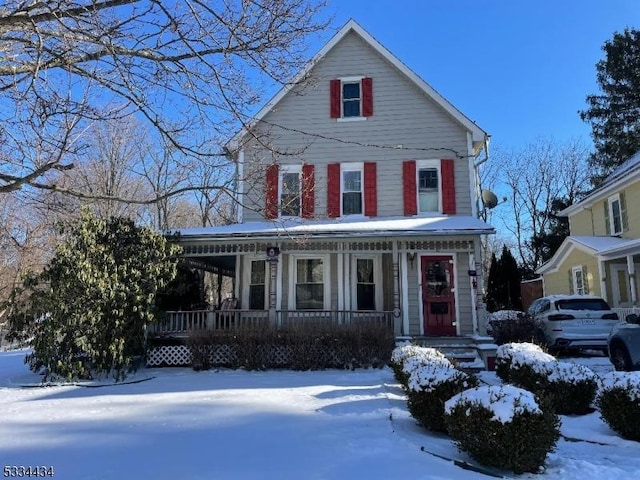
[596,372,640,441]
[405,361,477,432]
[495,342,555,383]
[495,342,598,414]
[390,345,449,387]
[444,385,560,474]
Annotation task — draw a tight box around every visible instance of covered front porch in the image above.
[160,216,490,339]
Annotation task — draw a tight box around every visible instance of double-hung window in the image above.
[330,77,373,120]
[280,166,301,217]
[248,260,267,310]
[342,164,363,215]
[356,258,375,310]
[295,258,326,310]
[607,194,623,235]
[417,161,440,213]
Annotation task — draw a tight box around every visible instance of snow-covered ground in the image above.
[1,350,639,480]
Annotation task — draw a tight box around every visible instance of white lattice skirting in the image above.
[147,344,297,367]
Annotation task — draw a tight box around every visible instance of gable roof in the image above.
[561,150,640,216]
[227,19,488,153]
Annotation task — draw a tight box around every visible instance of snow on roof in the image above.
[570,235,628,252]
[171,215,494,240]
[599,150,640,189]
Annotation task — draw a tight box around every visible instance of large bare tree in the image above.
[0,0,328,201]
[492,137,591,275]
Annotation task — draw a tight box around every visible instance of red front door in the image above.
[421,255,456,336]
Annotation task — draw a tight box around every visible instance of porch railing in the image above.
[151,309,394,336]
[613,307,640,321]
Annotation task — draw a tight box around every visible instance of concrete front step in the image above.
[396,335,497,372]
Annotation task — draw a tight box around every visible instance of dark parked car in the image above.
[608,313,640,371]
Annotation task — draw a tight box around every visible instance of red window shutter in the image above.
[301,164,315,218]
[265,164,279,219]
[327,163,340,217]
[403,160,417,216]
[441,159,456,214]
[364,162,377,217]
[362,77,373,117]
[330,80,341,118]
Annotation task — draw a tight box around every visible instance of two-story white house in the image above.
[168,20,493,339]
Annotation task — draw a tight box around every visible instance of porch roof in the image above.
[171,215,494,241]
[537,235,640,274]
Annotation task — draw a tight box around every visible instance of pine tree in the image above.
[485,247,523,312]
[580,28,640,185]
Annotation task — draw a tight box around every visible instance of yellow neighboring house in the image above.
[537,151,640,309]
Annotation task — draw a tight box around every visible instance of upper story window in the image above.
[342,163,363,215]
[417,164,440,213]
[605,192,627,236]
[330,77,373,120]
[265,164,315,220]
[280,166,301,217]
[327,162,377,218]
[403,159,456,216]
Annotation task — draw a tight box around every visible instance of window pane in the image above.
[357,259,374,283]
[343,83,360,99]
[611,199,622,233]
[281,194,300,216]
[297,259,323,283]
[418,168,439,212]
[251,261,265,284]
[296,284,324,310]
[282,172,300,194]
[343,192,362,215]
[249,285,265,310]
[343,171,361,192]
[343,100,360,117]
[357,284,375,310]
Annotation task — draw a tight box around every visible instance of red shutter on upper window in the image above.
[301,164,315,218]
[364,162,377,217]
[265,164,279,219]
[403,160,417,216]
[441,159,456,214]
[327,163,340,217]
[362,77,373,117]
[330,79,341,118]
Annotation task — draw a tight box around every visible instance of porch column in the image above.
[469,252,479,334]
[627,255,638,305]
[598,257,608,302]
[392,241,401,337]
[269,259,277,324]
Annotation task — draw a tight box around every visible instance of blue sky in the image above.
[318,0,639,151]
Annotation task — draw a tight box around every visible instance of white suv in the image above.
[527,295,619,353]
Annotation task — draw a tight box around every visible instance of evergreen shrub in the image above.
[596,372,640,441]
[406,361,478,432]
[445,385,560,474]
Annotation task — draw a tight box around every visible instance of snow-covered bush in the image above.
[444,385,560,474]
[390,345,448,387]
[596,372,640,441]
[406,361,477,432]
[495,343,598,414]
[494,342,554,383]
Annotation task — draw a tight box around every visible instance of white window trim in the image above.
[350,255,382,311]
[336,76,367,122]
[572,265,585,295]
[415,159,442,215]
[288,254,331,310]
[242,256,270,310]
[278,164,302,218]
[340,162,365,217]
[608,193,623,235]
